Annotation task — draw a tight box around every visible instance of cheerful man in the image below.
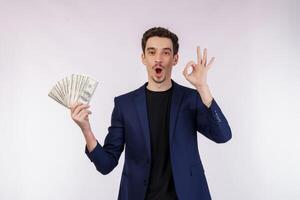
[70,27,232,200]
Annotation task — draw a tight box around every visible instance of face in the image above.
[141,36,178,84]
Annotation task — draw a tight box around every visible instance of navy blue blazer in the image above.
[85,79,232,200]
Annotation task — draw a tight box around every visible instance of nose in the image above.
[154,53,163,64]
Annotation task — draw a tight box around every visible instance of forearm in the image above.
[83,126,125,175]
[196,96,232,143]
[196,84,213,108]
[82,129,97,153]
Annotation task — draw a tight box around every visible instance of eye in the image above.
[148,51,155,55]
[164,51,170,55]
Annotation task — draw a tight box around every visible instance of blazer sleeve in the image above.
[84,97,125,175]
[195,91,232,143]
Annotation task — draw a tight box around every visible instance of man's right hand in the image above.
[70,102,92,132]
[70,102,97,152]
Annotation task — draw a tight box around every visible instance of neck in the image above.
[146,78,172,92]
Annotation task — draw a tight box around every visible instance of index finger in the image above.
[70,102,83,112]
[197,46,202,65]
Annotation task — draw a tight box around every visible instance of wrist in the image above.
[85,133,97,153]
[195,84,213,108]
[81,127,92,136]
[195,84,209,91]
[83,129,96,143]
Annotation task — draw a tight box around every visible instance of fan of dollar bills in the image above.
[48,74,99,108]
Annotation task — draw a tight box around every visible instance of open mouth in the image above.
[155,68,162,74]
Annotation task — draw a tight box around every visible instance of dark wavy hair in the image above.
[141,27,179,55]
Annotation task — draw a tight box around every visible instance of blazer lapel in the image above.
[134,82,151,158]
[169,79,184,148]
[134,79,185,158]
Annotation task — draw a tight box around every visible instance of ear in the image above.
[173,54,179,65]
[141,53,146,65]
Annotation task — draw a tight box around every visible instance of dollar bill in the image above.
[48,74,99,108]
[77,76,98,105]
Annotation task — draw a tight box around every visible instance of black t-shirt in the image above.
[144,84,178,200]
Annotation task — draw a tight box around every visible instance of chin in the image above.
[152,76,166,84]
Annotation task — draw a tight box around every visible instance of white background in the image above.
[0,0,299,199]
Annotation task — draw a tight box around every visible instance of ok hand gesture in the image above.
[183,46,215,88]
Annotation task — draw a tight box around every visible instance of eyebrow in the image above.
[146,47,172,52]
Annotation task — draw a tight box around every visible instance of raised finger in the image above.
[197,46,202,65]
[203,48,207,66]
[207,57,215,69]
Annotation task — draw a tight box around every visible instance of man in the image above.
[70,27,232,200]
